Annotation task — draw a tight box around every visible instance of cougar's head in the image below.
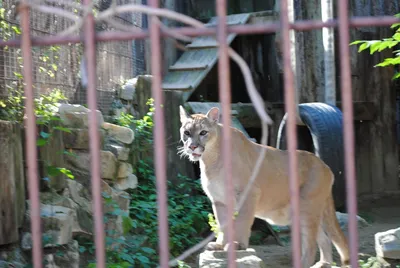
[178,106,220,162]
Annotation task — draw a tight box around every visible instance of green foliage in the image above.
[207,213,220,235]
[350,13,400,80]
[91,99,212,267]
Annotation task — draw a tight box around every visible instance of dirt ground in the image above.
[252,203,400,267]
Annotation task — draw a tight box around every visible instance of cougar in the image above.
[178,106,350,268]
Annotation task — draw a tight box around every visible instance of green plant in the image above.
[103,99,212,267]
[350,13,400,80]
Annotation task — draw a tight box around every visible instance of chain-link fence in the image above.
[0,0,146,114]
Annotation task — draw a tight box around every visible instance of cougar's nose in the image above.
[189,144,198,150]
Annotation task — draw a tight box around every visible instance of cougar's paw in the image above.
[205,242,224,251]
[223,241,246,251]
[310,261,332,268]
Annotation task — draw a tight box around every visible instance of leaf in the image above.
[349,40,366,46]
[136,255,150,264]
[53,126,71,133]
[58,168,74,179]
[392,72,400,80]
[36,138,47,146]
[40,131,51,139]
[141,247,155,254]
[122,216,133,235]
[11,26,21,35]
[358,42,370,53]
[119,252,135,263]
[369,41,381,54]
[391,23,400,29]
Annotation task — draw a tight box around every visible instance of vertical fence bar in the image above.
[82,0,106,267]
[280,0,302,267]
[215,0,236,267]
[148,0,170,267]
[337,0,359,267]
[20,2,43,267]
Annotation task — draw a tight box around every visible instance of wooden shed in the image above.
[159,0,400,205]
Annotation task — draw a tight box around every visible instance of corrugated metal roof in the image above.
[162,13,252,101]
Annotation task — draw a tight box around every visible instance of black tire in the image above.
[276,102,346,210]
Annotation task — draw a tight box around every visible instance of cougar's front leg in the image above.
[206,201,228,251]
[229,194,258,250]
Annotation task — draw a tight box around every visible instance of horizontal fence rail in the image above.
[3,0,400,267]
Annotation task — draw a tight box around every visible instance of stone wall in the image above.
[0,104,138,267]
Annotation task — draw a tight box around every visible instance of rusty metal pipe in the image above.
[20,2,43,267]
[1,16,399,48]
[148,0,170,267]
[82,0,106,267]
[337,1,359,267]
[280,0,302,267]
[215,0,236,266]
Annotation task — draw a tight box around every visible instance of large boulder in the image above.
[65,150,118,180]
[375,227,400,260]
[58,104,104,129]
[199,248,266,268]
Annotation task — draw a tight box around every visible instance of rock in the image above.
[0,121,25,245]
[40,192,93,236]
[38,125,67,192]
[63,128,105,149]
[65,150,118,180]
[0,247,27,268]
[23,202,74,249]
[43,254,60,268]
[117,162,133,178]
[66,180,92,213]
[114,174,138,191]
[0,260,25,268]
[199,248,267,268]
[59,104,104,129]
[104,143,130,161]
[375,227,400,259]
[119,78,137,101]
[102,181,131,240]
[51,240,80,268]
[102,122,134,144]
[102,180,130,213]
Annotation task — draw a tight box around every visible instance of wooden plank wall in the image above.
[175,0,400,195]
[268,0,400,196]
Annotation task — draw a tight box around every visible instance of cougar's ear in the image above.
[206,107,219,123]
[179,105,190,123]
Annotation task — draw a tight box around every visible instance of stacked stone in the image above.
[59,103,138,241]
[0,104,140,268]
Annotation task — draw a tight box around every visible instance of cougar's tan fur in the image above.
[178,106,350,268]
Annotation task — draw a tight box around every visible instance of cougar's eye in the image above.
[199,130,208,136]
[184,130,190,136]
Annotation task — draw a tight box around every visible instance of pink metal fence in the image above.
[2,0,400,267]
